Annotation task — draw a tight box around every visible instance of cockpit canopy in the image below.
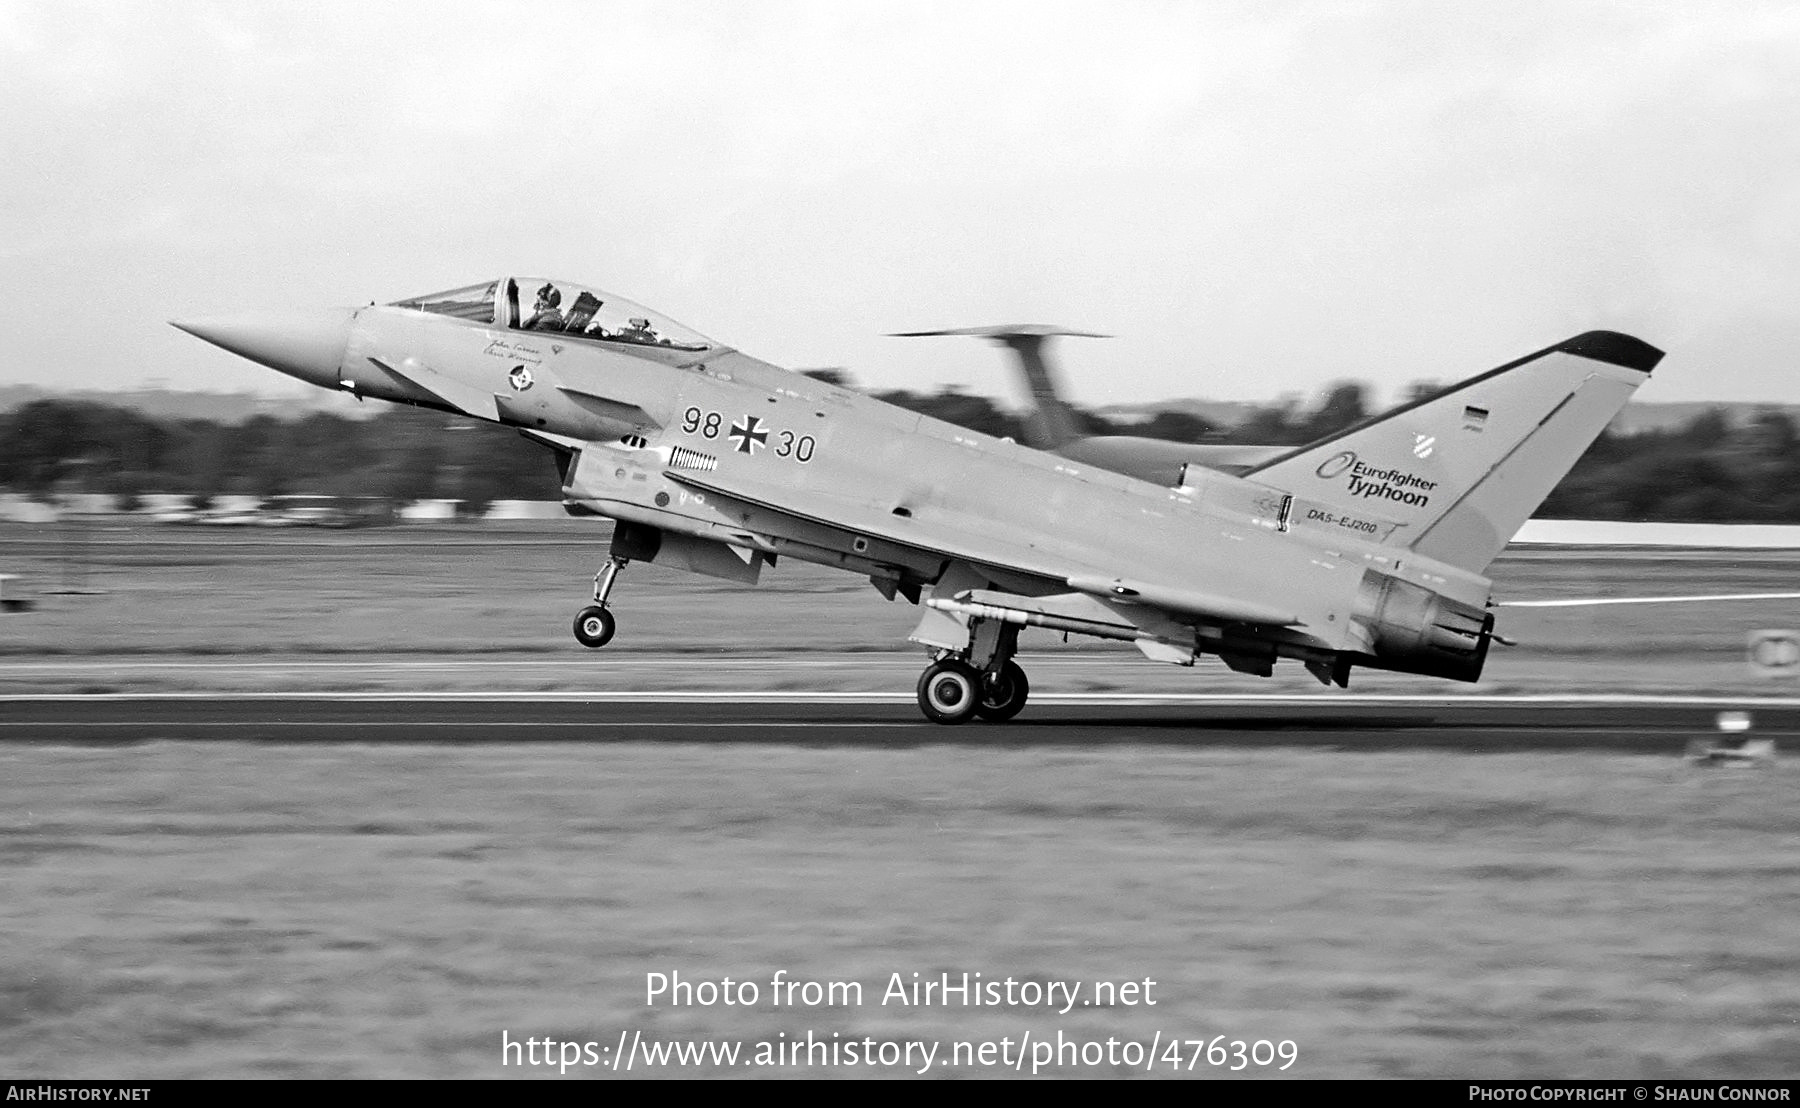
[389,278,714,352]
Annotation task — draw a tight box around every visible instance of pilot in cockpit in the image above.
[524,283,565,331]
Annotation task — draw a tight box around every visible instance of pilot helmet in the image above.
[535,283,562,308]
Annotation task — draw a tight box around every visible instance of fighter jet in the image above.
[174,277,1663,723]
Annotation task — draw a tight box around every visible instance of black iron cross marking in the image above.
[728,415,769,455]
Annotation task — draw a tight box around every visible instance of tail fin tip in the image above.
[1559,331,1663,374]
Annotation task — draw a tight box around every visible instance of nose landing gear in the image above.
[572,556,628,649]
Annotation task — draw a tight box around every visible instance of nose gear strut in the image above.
[572,555,628,648]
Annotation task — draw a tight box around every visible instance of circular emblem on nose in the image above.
[508,365,534,391]
[1316,450,1356,479]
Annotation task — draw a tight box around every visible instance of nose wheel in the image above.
[573,605,616,648]
[572,556,628,649]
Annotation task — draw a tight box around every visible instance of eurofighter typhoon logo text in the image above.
[1314,451,1437,507]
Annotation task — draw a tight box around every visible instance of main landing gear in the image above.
[915,621,1030,725]
[572,556,628,649]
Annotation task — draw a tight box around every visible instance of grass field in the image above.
[3,743,1797,1078]
[3,521,1799,1079]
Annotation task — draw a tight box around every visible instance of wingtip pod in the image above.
[1557,330,1664,374]
[1065,574,1302,627]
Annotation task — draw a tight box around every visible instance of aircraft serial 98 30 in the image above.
[173,277,1663,724]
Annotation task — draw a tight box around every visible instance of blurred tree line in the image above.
[0,401,551,512]
[1,390,1795,521]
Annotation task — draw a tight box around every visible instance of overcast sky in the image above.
[4,0,1797,410]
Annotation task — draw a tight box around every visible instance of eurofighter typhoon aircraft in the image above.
[173,278,1662,723]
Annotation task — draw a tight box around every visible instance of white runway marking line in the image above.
[5,692,1800,707]
[0,653,1113,672]
[0,721,920,728]
[1501,591,1800,607]
[0,724,1709,741]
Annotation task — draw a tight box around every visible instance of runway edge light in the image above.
[1749,629,1800,678]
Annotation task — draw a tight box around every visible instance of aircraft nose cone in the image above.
[171,308,356,388]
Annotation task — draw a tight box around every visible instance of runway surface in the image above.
[3,694,1796,750]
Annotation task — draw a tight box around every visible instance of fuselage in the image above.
[174,276,1501,684]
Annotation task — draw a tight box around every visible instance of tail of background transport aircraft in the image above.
[1243,331,1663,573]
[890,325,1105,448]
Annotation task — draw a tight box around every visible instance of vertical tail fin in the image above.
[1244,331,1663,572]
[1002,331,1084,448]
